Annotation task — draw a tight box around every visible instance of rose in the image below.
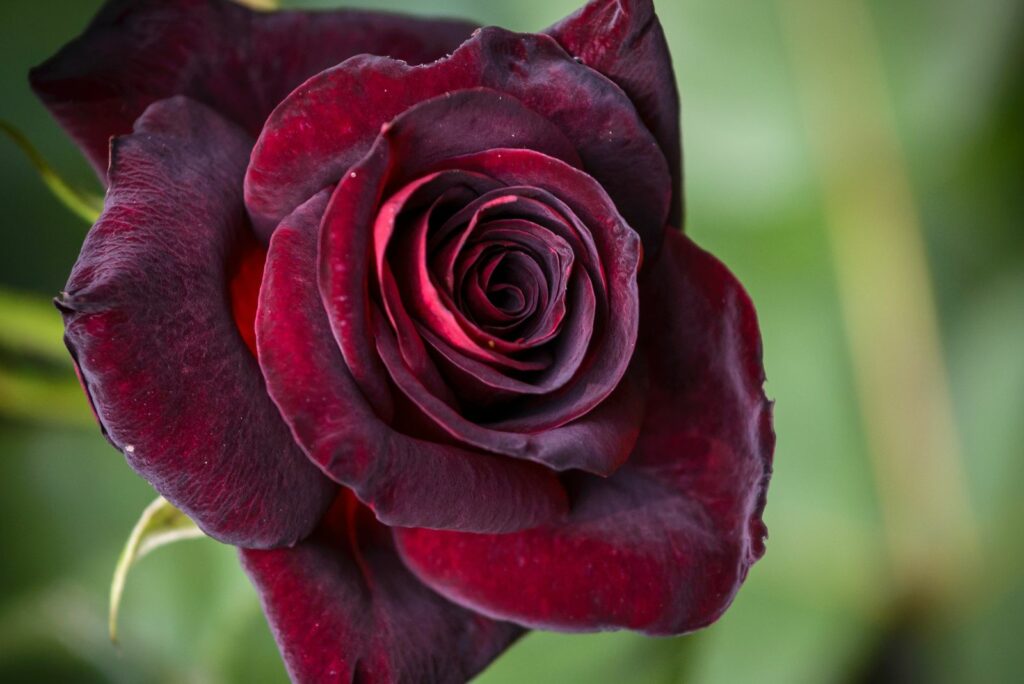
[35,0,774,681]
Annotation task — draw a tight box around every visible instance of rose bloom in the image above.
[33,0,774,681]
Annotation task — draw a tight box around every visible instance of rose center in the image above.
[460,247,543,328]
[377,173,595,387]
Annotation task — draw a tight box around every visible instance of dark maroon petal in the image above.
[318,93,639,410]
[395,229,774,634]
[376,177,591,404]
[245,27,669,250]
[315,86,584,410]
[30,0,477,178]
[430,188,606,364]
[322,135,641,475]
[56,97,335,548]
[377,251,462,410]
[415,278,589,408]
[240,495,522,684]
[372,314,640,475]
[546,0,683,228]
[432,150,640,435]
[317,147,396,421]
[409,187,570,374]
[401,225,596,407]
[259,192,568,532]
[440,220,572,345]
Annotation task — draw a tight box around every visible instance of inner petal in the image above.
[462,249,547,337]
[445,218,574,350]
[489,284,526,316]
[375,172,548,374]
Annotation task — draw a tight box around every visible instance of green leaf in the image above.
[109,497,206,644]
[0,120,103,224]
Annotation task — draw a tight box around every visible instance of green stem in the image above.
[0,120,102,224]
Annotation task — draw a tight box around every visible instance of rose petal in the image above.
[413,187,568,373]
[547,0,683,229]
[240,495,522,683]
[395,229,774,634]
[318,93,634,424]
[372,311,641,475]
[445,221,572,343]
[412,274,595,408]
[259,192,568,532]
[384,186,591,402]
[432,188,608,363]
[369,163,621,418]
[30,0,477,178]
[432,150,640,435]
[56,97,335,548]
[245,26,670,250]
[323,139,641,475]
[315,85,587,408]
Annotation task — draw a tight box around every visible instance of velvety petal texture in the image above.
[258,191,569,533]
[315,109,643,476]
[241,495,522,683]
[30,0,477,177]
[546,0,683,227]
[56,97,335,548]
[42,0,774,679]
[396,230,773,634]
[244,25,671,249]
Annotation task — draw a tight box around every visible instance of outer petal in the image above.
[240,496,522,684]
[258,192,568,533]
[395,229,774,634]
[56,97,335,548]
[245,26,670,250]
[546,0,683,227]
[29,0,477,177]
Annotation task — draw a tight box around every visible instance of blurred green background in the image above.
[1,0,1022,681]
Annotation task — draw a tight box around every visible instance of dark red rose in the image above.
[35,0,773,681]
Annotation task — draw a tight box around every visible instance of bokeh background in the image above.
[1,0,1022,681]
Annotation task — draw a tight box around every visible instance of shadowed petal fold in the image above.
[29,0,477,178]
[241,495,522,684]
[56,96,336,548]
[396,229,773,634]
